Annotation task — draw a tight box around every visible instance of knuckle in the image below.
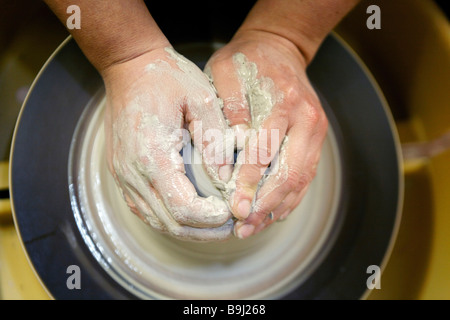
[317,110,329,133]
[170,199,230,228]
[251,200,270,217]
[170,209,187,225]
[209,56,231,73]
[201,91,216,106]
[167,224,186,239]
[310,162,319,179]
[285,169,312,192]
[162,216,189,238]
[283,83,301,107]
[285,171,301,190]
[302,102,322,127]
[275,82,300,116]
[140,208,165,231]
[189,89,215,110]
[278,84,325,130]
[167,200,194,225]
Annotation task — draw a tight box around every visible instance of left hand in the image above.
[103,46,235,241]
[205,30,328,238]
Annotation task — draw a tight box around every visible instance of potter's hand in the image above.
[103,46,234,241]
[205,30,328,238]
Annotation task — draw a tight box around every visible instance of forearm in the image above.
[236,0,360,64]
[44,0,169,74]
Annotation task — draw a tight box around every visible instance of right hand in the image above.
[102,46,235,241]
[204,30,328,239]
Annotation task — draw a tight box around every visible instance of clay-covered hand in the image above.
[103,46,235,241]
[205,30,328,239]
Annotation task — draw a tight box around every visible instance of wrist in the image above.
[236,23,320,66]
[236,0,360,65]
[46,0,170,76]
[96,34,170,77]
[100,44,171,92]
[230,29,308,68]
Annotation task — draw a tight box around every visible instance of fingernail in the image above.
[279,209,291,221]
[236,199,252,220]
[219,165,232,182]
[236,223,255,239]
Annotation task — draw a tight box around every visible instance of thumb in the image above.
[186,88,235,190]
[204,59,251,128]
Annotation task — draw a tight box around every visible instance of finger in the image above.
[122,160,234,241]
[132,175,234,241]
[253,186,310,235]
[192,119,235,185]
[118,106,233,229]
[280,185,311,220]
[186,88,235,187]
[152,162,232,228]
[204,59,251,127]
[204,58,252,166]
[123,184,166,232]
[147,128,233,228]
[167,219,234,242]
[249,87,326,207]
[232,139,295,239]
[247,93,327,229]
[234,186,309,239]
[233,121,323,238]
[230,113,288,220]
[265,190,298,222]
[112,158,167,231]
